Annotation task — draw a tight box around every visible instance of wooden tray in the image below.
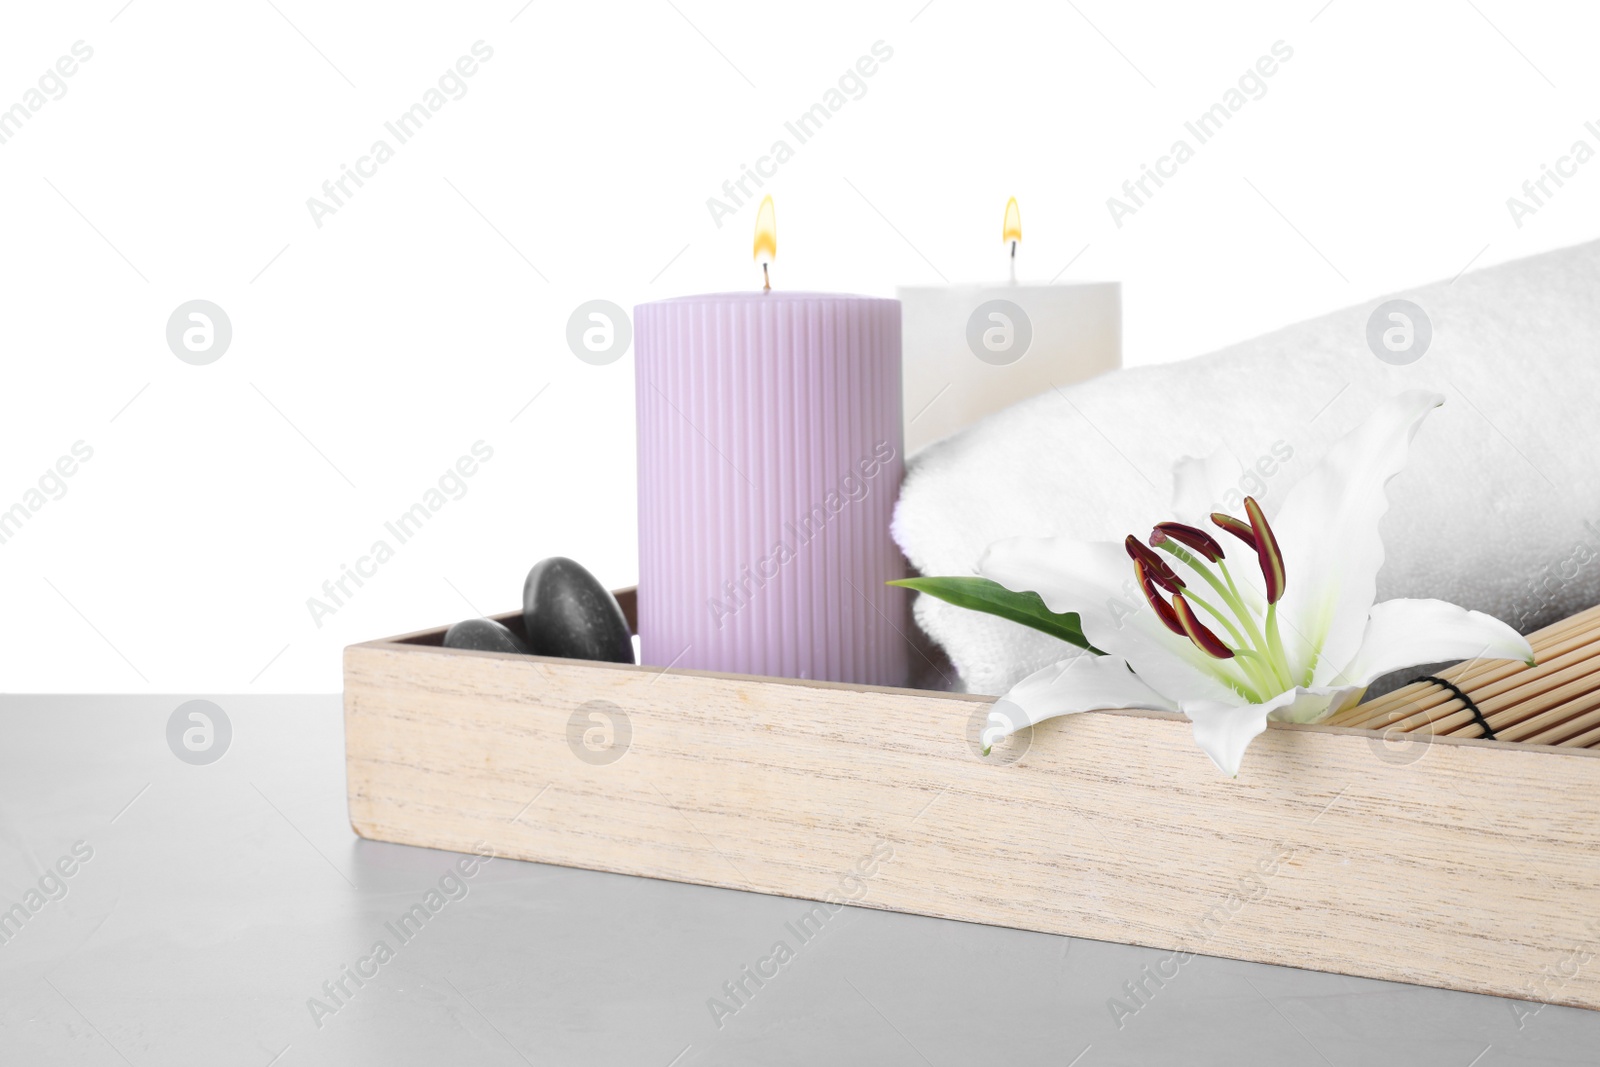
[344,591,1600,1012]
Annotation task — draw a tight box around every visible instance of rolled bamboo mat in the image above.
[1325,603,1600,747]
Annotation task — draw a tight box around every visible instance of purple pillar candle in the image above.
[634,292,908,687]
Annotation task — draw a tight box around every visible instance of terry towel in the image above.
[893,238,1600,696]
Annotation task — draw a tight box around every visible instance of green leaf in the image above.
[888,576,1102,655]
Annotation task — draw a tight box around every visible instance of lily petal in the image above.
[981,537,1244,706]
[1270,390,1444,684]
[1260,683,1366,725]
[1176,700,1271,777]
[1331,597,1536,688]
[983,653,1179,749]
[1172,450,1242,526]
[1180,683,1364,775]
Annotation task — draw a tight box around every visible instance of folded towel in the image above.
[893,238,1600,695]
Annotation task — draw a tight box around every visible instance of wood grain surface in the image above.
[346,602,1600,1012]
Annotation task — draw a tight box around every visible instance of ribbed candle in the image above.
[634,292,908,687]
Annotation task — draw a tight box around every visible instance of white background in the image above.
[2,0,1598,692]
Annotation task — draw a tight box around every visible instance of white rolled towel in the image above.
[892,238,1600,696]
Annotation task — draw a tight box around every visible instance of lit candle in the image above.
[634,198,909,685]
[898,198,1121,453]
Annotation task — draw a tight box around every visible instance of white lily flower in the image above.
[978,390,1535,777]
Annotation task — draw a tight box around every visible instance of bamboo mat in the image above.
[1325,603,1600,747]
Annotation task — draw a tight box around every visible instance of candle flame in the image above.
[1002,197,1021,245]
[753,195,777,264]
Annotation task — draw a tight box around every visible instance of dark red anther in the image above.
[1125,535,1184,593]
[1172,593,1235,659]
[1243,496,1286,605]
[1135,560,1185,636]
[1151,521,1225,562]
[1210,512,1258,553]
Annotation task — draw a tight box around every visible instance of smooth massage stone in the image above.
[523,557,635,664]
[443,617,531,655]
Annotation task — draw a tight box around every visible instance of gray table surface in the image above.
[2,696,1597,1066]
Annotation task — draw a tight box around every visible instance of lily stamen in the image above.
[1146,536,1263,655]
[1171,593,1233,659]
[1134,560,1184,636]
[1210,512,1257,553]
[1124,535,1183,593]
[1139,501,1300,693]
[1150,521,1225,563]
[1242,497,1286,605]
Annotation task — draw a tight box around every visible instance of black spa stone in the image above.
[522,557,635,664]
[442,617,531,656]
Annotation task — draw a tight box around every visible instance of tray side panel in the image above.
[344,643,1600,1012]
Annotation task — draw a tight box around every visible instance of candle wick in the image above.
[762,262,771,293]
[1008,242,1017,285]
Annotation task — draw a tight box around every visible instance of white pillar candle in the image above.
[897,200,1121,454]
